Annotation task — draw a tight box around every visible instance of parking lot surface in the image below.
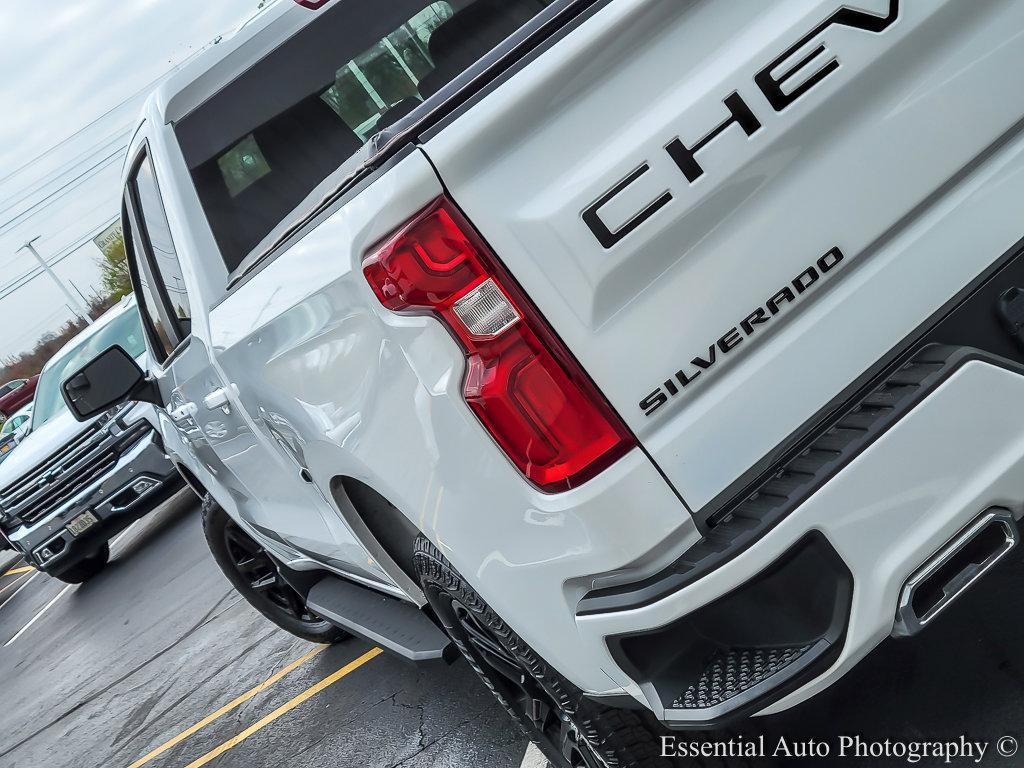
[1,491,1023,768]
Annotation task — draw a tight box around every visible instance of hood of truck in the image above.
[419,0,1024,511]
[0,410,100,490]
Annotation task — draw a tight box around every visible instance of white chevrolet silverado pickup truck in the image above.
[60,0,1024,763]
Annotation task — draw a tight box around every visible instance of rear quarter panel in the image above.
[204,151,695,691]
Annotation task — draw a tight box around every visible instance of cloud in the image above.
[0,0,267,357]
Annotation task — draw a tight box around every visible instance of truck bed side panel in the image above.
[420,0,1024,508]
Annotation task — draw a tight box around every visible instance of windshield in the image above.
[176,0,554,273]
[32,308,147,429]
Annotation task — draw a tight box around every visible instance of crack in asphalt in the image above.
[230,639,305,726]
[130,644,388,768]
[387,704,494,768]
[275,686,481,768]
[108,626,278,755]
[110,677,179,749]
[0,588,237,761]
[285,730,333,764]
[395,698,428,755]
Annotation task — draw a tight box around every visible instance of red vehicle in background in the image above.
[0,376,38,417]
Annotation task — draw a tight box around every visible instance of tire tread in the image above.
[413,536,677,768]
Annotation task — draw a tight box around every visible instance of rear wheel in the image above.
[413,536,678,768]
[53,542,109,584]
[202,495,349,644]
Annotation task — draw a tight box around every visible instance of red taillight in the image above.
[363,199,635,493]
[292,0,330,8]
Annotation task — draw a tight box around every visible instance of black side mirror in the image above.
[61,346,162,421]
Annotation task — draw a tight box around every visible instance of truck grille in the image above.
[0,419,151,527]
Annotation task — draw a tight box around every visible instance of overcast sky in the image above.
[0,0,273,361]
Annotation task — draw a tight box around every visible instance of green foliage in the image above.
[97,230,133,301]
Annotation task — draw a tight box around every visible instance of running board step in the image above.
[306,576,454,663]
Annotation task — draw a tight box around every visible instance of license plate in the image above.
[67,511,99,537]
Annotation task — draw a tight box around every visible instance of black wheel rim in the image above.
[223,521,322,625]
[443,597,603,768]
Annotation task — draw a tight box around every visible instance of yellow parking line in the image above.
[183,647,384,768]
[3,566,32,577]
[0,571,33,597]
[127,644,330,768]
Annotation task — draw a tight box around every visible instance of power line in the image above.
[0,149,124,236]
[0,20,242,344]
[45,196,121,244]
[0,75,163,188]
[0,40,223,236]
[0,250,80,301]
[0,202,116,278]
[0,247,87,300]
[0,251,25,274]
[0,128,131,216]
[0,217,118,302]
[20,238,93,322]
[0,36,215,188]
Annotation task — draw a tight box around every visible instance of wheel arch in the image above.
[329,476,427,605]
[173,461,206,499]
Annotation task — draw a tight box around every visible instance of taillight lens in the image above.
[363,199,635,492]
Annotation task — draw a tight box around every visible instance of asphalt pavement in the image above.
[0,491,1022,768]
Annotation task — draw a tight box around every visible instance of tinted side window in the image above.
[133,155,192,333]
[129,234,176,361]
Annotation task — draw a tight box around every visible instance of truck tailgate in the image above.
[419,0,1024,511]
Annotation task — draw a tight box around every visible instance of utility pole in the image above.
[19,237,93,324]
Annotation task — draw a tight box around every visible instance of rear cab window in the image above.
[175,0,556,274]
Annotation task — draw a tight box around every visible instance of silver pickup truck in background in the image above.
[0,297,184,583]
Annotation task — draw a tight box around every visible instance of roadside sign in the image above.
[93,221,123,254]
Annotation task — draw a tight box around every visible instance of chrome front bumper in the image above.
[5,431,180,574]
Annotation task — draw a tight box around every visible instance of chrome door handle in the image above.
[170,402,198,421]
[204,386,235,410]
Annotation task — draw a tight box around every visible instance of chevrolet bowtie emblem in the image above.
[37,470,60,488]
